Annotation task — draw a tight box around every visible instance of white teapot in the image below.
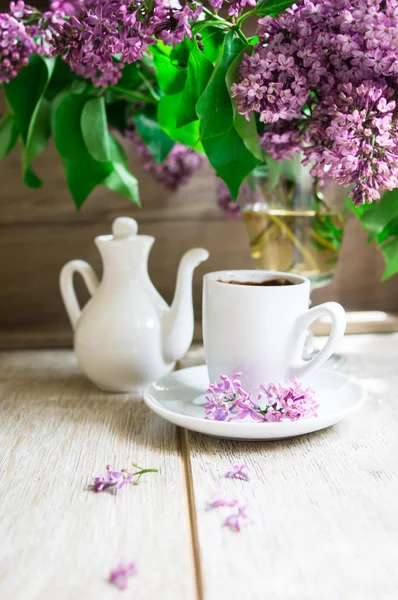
[60,217,209,392]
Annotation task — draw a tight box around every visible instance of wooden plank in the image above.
[0,350,197,600]
[187,334,398,600]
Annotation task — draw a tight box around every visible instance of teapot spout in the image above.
[162,248,209,364]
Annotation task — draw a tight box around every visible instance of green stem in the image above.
[202,6,232,27]
[132,468,159,475]
[233,26,249,44]
[236,8,258,28]
[193,21,229,35]
[138,71,161,102]
[132,467,159,484]
[110,86,157,104]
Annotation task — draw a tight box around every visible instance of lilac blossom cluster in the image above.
[0,0,85,83]
[204,373,319,422]
[0,2,37,83]
[231,0,398,205]
[51,0,202,87]
[50,0,82,16]
[133,133,205,190]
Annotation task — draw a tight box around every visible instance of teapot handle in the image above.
[60,260,99,330]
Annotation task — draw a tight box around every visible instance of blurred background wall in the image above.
[1,122,398,349]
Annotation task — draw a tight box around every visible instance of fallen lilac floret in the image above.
[109,559,137,590]
[223,464,249,481]
[92,465,136,492]
[223,506,248,533]
[206,493,239,510]
[92,463,158,493]
[204,374,319,423]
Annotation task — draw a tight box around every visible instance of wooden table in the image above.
[1,333,397,600]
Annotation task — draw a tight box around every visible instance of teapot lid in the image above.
[112,217,139,239]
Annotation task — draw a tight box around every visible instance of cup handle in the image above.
[288,302,346,380]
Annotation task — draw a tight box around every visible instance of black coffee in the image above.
[219,278,296,287]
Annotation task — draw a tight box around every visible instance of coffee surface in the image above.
[219,278,295,287]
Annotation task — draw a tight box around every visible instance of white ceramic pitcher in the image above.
[60,217,209,392]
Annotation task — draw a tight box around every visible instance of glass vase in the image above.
[240,158,347,290]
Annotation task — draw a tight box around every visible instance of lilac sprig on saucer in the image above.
[204,373,319,423]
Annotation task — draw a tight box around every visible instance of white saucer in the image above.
[144,365,367,440]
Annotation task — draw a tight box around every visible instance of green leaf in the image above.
[45,57,76,101]
[196,31,245,140]
[256,0,296,17]
[177,39,214,128]
[134,106,174,163]
[106,100,129,134]
[202,126,259,199]
[357,188,398,241]
[117,62,142,89]
[150,42,186,94]
[81,96,111,162]
[0,113,18,159]
[225,43,263,162]
[24,164,42,188]
[158,93,204,152]
[54,93,113,209]
[24,98,51,165]
[103,135,140,205]
[5,55,55,142]
[170,38,191,68]
[5,55,55,186]
[199,27,227,64]
[51,89,71,131]
[377,215,398,244]
[381,238,398,280]
[55,93,88,159]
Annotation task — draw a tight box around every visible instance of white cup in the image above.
[203,270,346,389]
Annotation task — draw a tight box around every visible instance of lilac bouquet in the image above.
[204,373,319,423]
[0,0,397,275]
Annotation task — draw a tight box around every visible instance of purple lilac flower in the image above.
[223,506,248,532]
[51,0,202,87]
[109,560,137,590]
[92,462,158,492]
[204,373,319,422]
[209,0,256,18]
[231,0,398,205]
[223,464,249,481]
[206,493,239,510]
[130,132,205,190]
[0,7,36,83]
[151,0,202,46]
[217,179,242,219]
[259,122,307,162]
[50,0,82,17]
[92,465,137,492]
